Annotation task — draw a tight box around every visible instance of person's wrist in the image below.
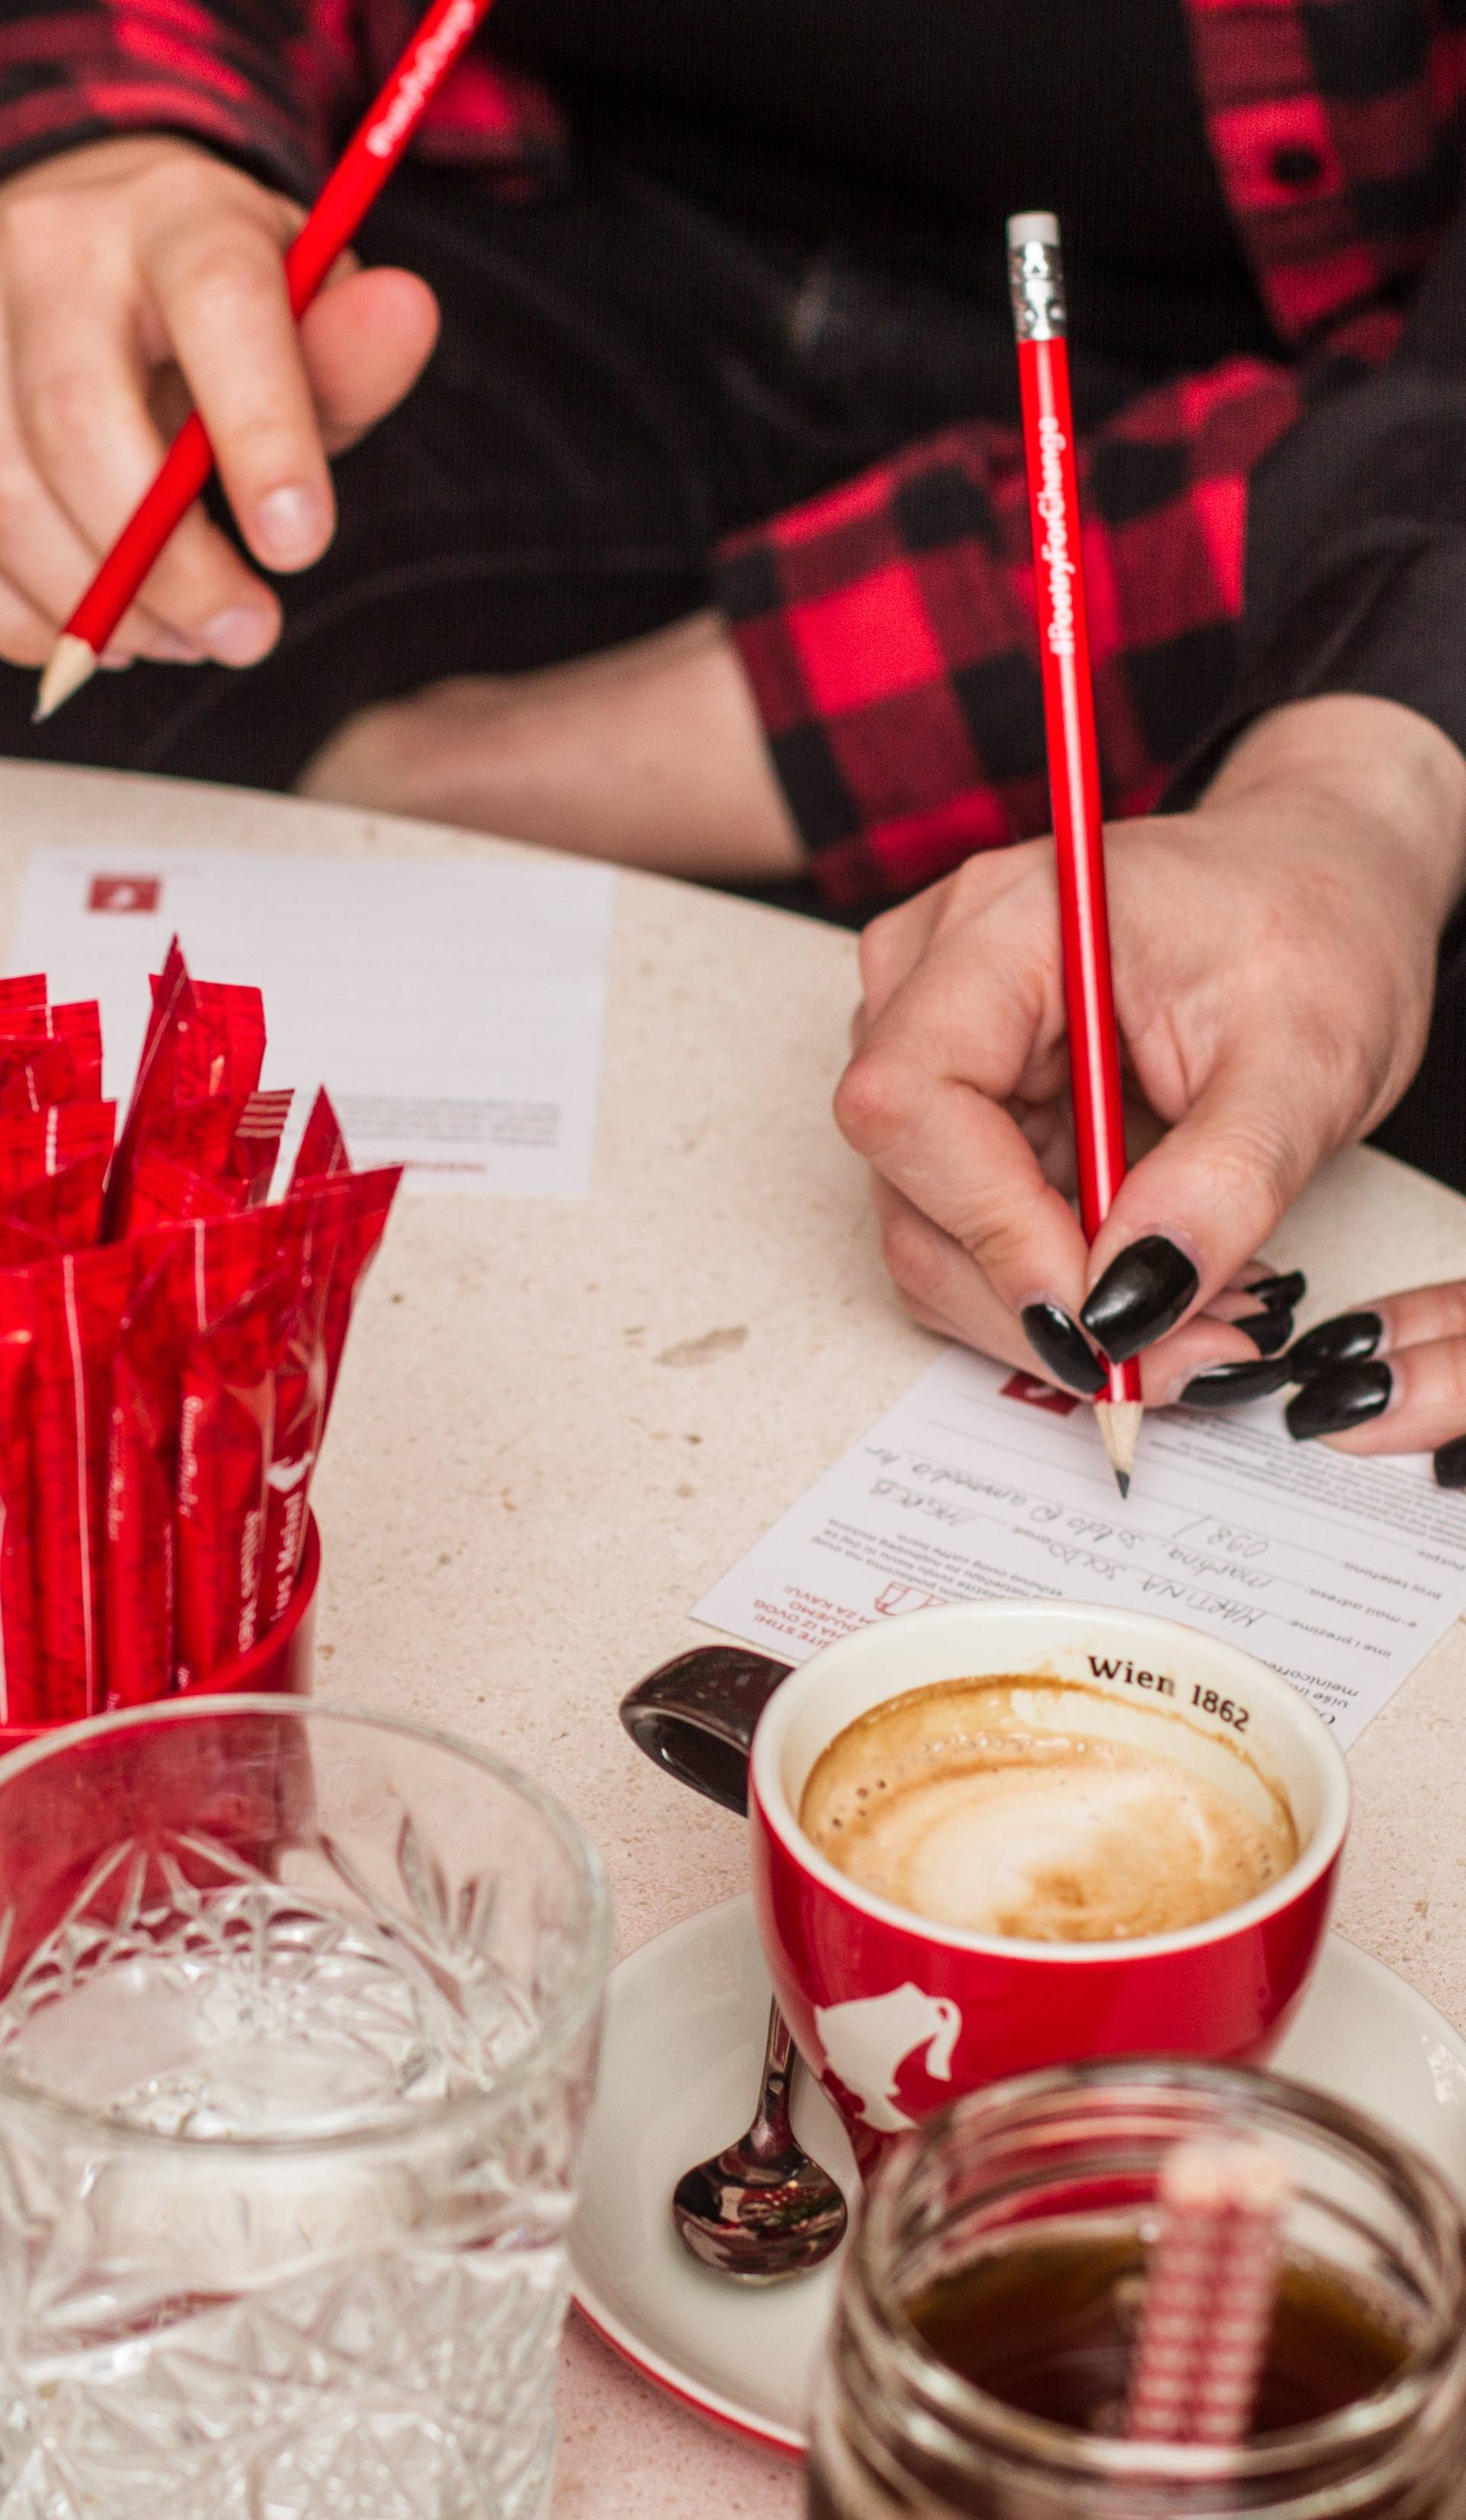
[1203,694,1466,933]
[0,133,212,202]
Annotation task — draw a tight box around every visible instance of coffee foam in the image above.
[798,1675,1297,1943]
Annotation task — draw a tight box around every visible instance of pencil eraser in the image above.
[1006,212,1060,249]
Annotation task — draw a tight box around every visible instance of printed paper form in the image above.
[695,1348,1466,1746]
[8,844,614,1196]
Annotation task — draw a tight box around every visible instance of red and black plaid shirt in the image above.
[2,0,1463,910]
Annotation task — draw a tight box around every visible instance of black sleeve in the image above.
[1167,194,1466,803]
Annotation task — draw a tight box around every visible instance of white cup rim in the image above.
[749,1599,1351,1964]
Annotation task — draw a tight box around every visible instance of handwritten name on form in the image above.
[695,1348,1466,1746]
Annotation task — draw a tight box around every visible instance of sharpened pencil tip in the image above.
[1094,1397,1142,1496]
[34,633,99,722]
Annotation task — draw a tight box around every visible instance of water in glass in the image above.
[0,1702,608,2520]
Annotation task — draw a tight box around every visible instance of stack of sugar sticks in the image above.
[0,944,399,1726]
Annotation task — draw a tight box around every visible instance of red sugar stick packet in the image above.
[289,1087,350,1191]
[261,1283,328,1629]
[30,1243,149,1717]
[283,1165,401,1414]
[0,1292,38,1724]
[47,1000,104,1059]
[186,974,266,1094]
[105,942,265,1238]
[119,1207,283,1357]
[134,1096,237,1174]
[0,1002,106,1111]
[8,1151,109,1252]
[141,943,265,1100]
[230,1088,293,1206]
[105,1213,292,1700]
[252,1171,398,1616]
[0,977,47,1018]
[105,1264,179,1708]
[114,1090,294,1230]
[0,982,96,1060]
[0,976,49,1037]
[0,999,100,1080]
[175,1278,288,1687]
[124,1150,243,1236]
[181,1210,281,1331]
[0,1217,60,1266]
[0,1103,115,1196]
[0,1032,102,1115]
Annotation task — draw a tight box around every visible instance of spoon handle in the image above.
[748,1996,797,2160]
[763,1998,793,2087]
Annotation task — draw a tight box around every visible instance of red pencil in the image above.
[1007,211,1141,1497]
[34,0,497,722]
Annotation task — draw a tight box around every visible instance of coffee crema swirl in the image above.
[799,1676,1297,1942]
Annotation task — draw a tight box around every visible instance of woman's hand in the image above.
[0,134,439,669]
[835,693,1466,1413]
[1284,1287,1466,1485]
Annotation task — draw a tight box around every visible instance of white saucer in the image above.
[569,1895,1466,2460]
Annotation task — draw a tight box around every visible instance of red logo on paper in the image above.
[874,1581,948,1618]
[1000,1370,1080,1418]
[88,875,160,915]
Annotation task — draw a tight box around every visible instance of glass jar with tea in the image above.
[809,2060,1466,2518]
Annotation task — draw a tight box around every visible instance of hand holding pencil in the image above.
[835,230,1335,1441]
[29,0,495,716]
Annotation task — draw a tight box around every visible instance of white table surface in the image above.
[4,758,1466,2518]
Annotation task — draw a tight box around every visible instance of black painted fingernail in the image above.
[1286,1360,1392,1440]
[1434,1434,1466,1489]
[1236,1305,1294,1357]
[1179,1358,1290,1409]
[1080,1236,1200,1363]
[1242,1269,1306,1310]
[1021,1301,1106,1397]
[1288,1310,1384,1380]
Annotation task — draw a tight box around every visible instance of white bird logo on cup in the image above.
[812,1985,964,2131]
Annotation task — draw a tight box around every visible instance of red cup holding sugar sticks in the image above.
[0,1514,321,1759]
[0,948,399,1735]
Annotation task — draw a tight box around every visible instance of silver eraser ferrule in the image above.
[1006,211,1067,341]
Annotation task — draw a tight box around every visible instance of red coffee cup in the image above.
[748,1601,1350,2168]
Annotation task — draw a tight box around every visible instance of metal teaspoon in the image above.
[619,1646,850,2282]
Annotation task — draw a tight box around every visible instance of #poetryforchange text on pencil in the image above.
[364,0,481,160]
[1035,413,1077,659]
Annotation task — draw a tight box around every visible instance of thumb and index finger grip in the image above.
[835,1037,1093,1336]
[148,208,336,575]
[1078,1052,1327,1363]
